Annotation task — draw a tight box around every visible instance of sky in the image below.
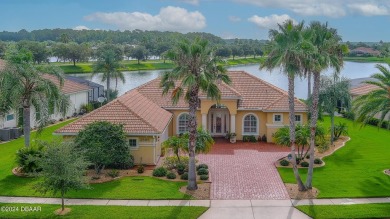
[0,0,389,42]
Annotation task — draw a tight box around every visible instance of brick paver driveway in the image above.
[197,139,291,200]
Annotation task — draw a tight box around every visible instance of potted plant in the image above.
[230,133,236,143]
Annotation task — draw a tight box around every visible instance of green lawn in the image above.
[53,57,264,74]
[297,203,390,219]
[278,117,390,198]
[343,56,390,64]
[0,121,191,200]
[0,203,207,219]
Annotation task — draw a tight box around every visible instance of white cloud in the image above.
[248,14,296,29]
[232,0,390,17]
[229,16,241,22]
[84,6,206,33]
[348,3,389,16]
[73,25,90,30]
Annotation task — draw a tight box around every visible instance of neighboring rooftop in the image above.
[43,74,91,95]
[349,77,380,96]
[66,76,104,89]
[350,47,381,56]
[55,89,172,135]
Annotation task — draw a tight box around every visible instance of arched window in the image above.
[243,114,257,134]
[178,113,190,134]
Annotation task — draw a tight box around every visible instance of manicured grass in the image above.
[0,120,191,200]
[0,203,208,219]
[297,203,390,219]
[343,56,390,64]
[53,57,264,74]
[278,117,390,198]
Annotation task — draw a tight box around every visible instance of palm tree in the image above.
[261,20,312,191]
[353,64,390,129]
[305,22,346,189]
[162,135,187,163]
[160,38,230,190]
[0,59,69,147]
[93,49,124,102]
[319,74,351,144]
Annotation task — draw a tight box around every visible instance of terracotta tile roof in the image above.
[43,74,91,95]
[136,71,306,111]
[350,83,379,96]
[228,71,306,111]
[56,89,172,135]
[0,59,5,71]
[350,47,381,56]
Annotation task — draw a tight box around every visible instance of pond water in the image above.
[70,61,381,99]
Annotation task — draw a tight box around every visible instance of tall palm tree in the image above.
[0,60,69,147]
[160,38,230,190]
[319,74,351,144]
[261,20,313,191]
[93,49,124,102]
[353,64,390,129]
[305,22,346,189]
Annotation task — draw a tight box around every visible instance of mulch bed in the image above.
[285,183,319,199]
[384,169,390,176]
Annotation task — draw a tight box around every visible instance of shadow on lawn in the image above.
[358,176,390,197]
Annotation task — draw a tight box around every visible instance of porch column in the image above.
[202,113,207,130]
[230,114,236,133]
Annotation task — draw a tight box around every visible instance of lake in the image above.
[70,61,381,99]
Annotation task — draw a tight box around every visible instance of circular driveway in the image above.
[197,140,291,200]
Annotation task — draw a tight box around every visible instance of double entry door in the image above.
[209,109,229,136]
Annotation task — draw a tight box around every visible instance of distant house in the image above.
[56,71,308,165]
[0,59,91,129]
[349,77,379,99]
[66,76,104,102]
[350,47,380,56]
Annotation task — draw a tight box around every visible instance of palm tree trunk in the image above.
[288,74,306,191]
[306,72,320,189]
[330,114,335,145]
[23,106,31,148]
[307,71,312,100]
[187,86,199,191]
[106,74,111,102]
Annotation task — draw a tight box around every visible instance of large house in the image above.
[0,59,91,129]
[56,71,308,165]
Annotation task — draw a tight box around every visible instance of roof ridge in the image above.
[264,95,285,110]
[117,91,160,133]
[221,82,242,96]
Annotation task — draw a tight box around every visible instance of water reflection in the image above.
[70,61,380,99]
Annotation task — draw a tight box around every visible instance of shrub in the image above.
[163,156,192,170]
[306,154,310,159]
[180,172,188,180]
[166,172,176,179]
[261,134,267,142]
[200,175,209,180]
[197,168,209,175]
[16,145,45,173]
[152,167,167,177]
[314,158,323,164]
[137,165,145,174]
[243,135,257,142]
[300,161,309,167]
[177,163,186,175]
[279,159,289,166]
[341,111,355,120]
[107,169,119,178]
[317,137,330,153]
[74,121,131,174]
[196,163,208,170]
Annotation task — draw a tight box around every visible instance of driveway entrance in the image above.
[197,139,291,200]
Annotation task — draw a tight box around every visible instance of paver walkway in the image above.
[1,196,389,219]
[197,139,290,199]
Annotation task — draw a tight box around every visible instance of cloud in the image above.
[73,25,90,30]
[248,14,296,29]
[348,3,389,16]
[232,0,390,17]
[84,6,206,32]
[229,16,241,22]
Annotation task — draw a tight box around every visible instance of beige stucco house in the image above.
[55,71,307,165]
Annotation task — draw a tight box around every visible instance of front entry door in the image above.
[209,110,229,136]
